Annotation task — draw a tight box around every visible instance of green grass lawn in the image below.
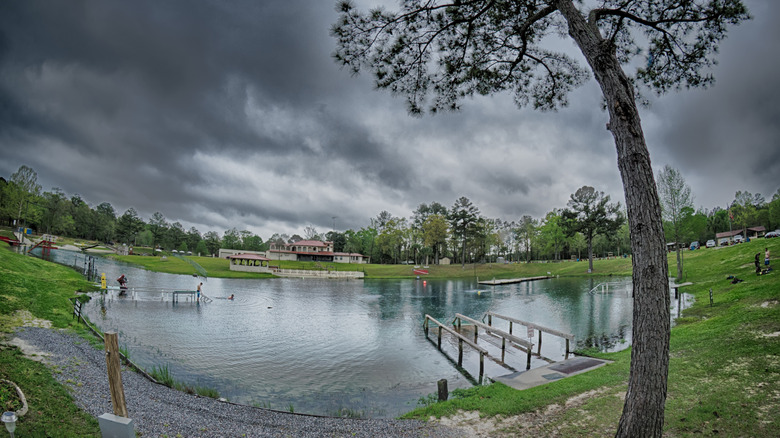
[404,238,780,436]
[0,245,101,436]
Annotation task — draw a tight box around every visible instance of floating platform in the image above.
[478,275,551,285]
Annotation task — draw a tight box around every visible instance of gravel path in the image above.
[11,327,466,437]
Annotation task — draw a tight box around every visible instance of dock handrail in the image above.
[424,314,487,378]
[455,313,533,369]
[485,311,575,359]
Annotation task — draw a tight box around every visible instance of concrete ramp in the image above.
[494,356,610,390]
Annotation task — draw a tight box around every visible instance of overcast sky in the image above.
[1,0,778,239]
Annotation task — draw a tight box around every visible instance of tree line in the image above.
[3,164,777,266]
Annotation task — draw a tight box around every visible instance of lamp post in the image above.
[1,411,16,437]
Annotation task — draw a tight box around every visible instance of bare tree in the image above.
[657,165,694,281]
[333,1,749,435]
[303,226,320,240]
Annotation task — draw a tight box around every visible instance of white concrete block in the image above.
[98,412,134,438]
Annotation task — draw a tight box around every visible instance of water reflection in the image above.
[35,249,687,417]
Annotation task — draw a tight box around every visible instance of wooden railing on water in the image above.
[484,312,575,359]
[455,313,534,369]
[424,314,488,379]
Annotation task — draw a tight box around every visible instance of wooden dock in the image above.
[423,311,575,381]
[477,275,551,285]
[424,314,488,378]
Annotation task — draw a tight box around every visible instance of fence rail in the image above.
[485,311,575,359]
[455,313,533,369]
[424,314,487,378]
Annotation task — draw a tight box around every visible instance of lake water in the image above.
[42,249,688,418]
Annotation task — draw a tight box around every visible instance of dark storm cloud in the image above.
[0,0,776,237]
[0,0,407,230]
[646,0,780,207]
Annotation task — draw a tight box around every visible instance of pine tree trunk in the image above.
[556,1,671,437]
[587,237,594,272]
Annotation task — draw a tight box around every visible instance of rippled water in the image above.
[41,250,687,417]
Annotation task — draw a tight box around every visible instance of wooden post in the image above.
[458,338,463,366]
[565,338,570,359]
[501,337,506,362]
[677,288,682,318]
[509,321,513,335]
[104,332,128,417]
[479,353,484,379]
[474,325,478,343]
[437,327,442,349]
[488,314,492,327]
[526,345,532,370]
[537,330,543,355]
[437,379,448,401]
[424,316,429,336]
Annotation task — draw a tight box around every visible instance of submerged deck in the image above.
[495,356,611,390]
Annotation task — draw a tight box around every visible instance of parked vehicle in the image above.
[733,234,744,243]
[706,239,716,248]
[766,231,779,238]
[719,238,730,246]
[690,241,700,250]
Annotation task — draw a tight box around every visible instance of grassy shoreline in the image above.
[0,246,102,435]
[1,239,778,435]
[106,251,633,280]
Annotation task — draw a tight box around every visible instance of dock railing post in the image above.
[537,330,542,355]
[488,314,492,327]
[565,338,570,359]
[438,327,442,349]
[509,321,513,335]
[479,353,484,379]
[458,339,463,366]
[424,315,429,336]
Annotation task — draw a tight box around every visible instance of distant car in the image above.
[766,231,779,238]
[706,239,716,248]
[719,238,730,246]
[690,241,700,250]
[733,235,744,243]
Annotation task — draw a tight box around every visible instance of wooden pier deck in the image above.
[477,275,551,285]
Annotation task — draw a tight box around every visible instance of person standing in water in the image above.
[117,274,128,294]
[197,282,203,302]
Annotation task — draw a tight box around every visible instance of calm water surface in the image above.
[45,250,686,417]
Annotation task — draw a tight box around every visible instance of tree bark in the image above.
[587,235,594,272]
[555,1,671,437]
